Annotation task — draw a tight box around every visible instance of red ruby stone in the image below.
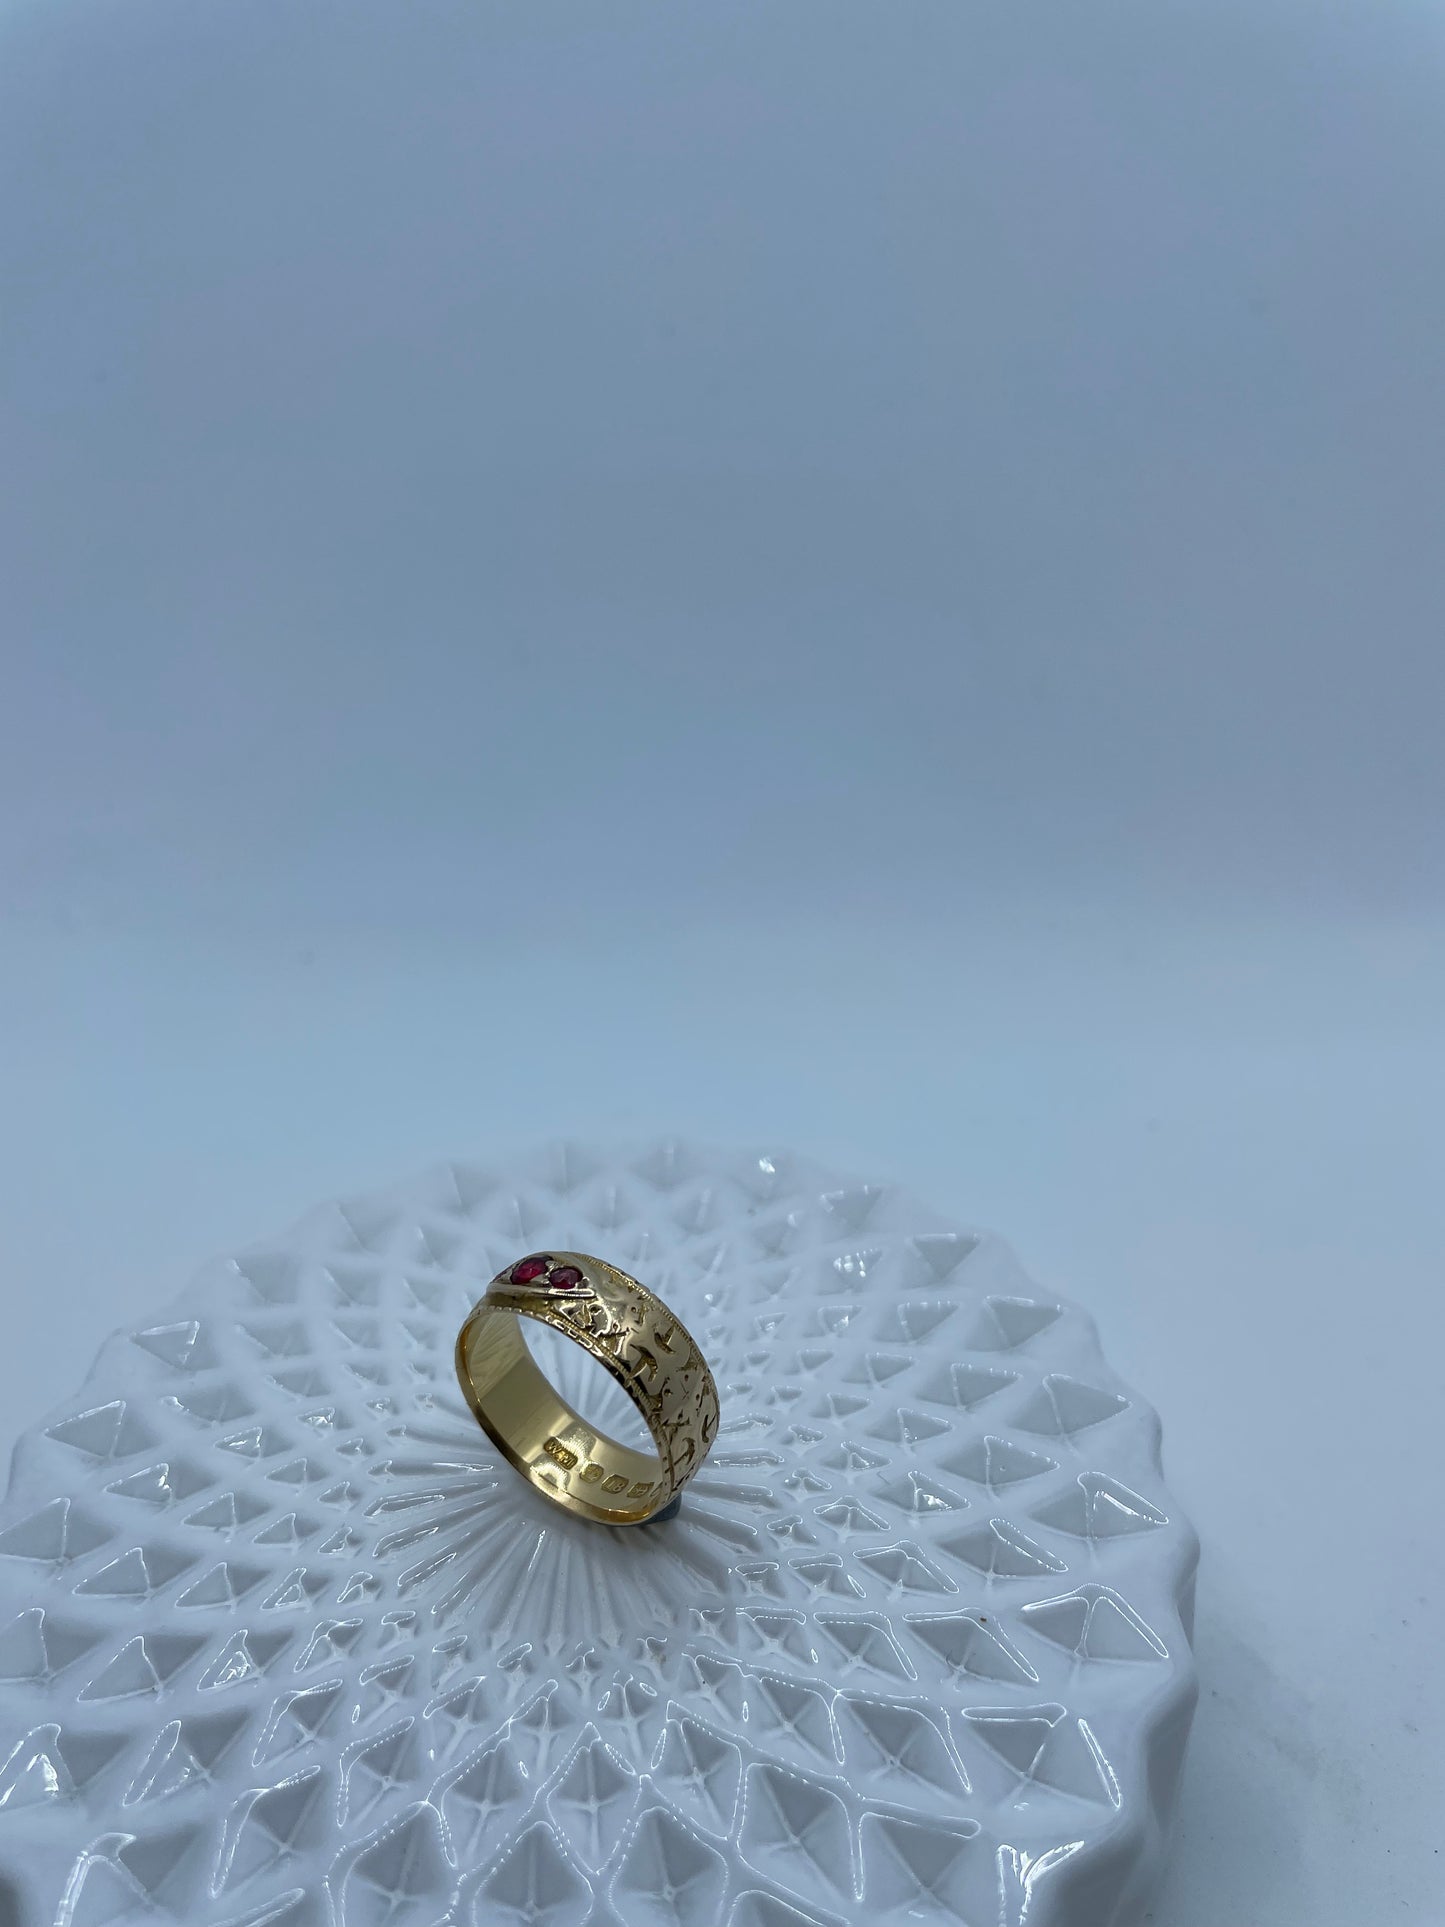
[510,1256,550,1285]
[548,1264,583,1291]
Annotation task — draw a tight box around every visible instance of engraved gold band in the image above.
[454,1251,720,1526]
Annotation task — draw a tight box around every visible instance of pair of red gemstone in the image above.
[510,1254,584,1291]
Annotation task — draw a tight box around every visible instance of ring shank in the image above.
[455,1304,669,1525]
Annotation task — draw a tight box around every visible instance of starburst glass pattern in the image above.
[0,1143,1196,1927]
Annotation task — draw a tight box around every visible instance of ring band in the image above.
[454,1251,720,1525]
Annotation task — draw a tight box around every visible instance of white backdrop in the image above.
[3,2,1443,1921]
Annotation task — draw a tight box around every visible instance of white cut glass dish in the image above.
[0,1143,1198,1927]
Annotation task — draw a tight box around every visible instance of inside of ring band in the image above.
[456,1305,669,1525]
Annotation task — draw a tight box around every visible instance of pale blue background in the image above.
[2,2,1443,1920]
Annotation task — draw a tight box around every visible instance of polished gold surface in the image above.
[454,1250,720,1525]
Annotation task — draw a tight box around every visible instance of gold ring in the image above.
[454,1251,720,1525]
